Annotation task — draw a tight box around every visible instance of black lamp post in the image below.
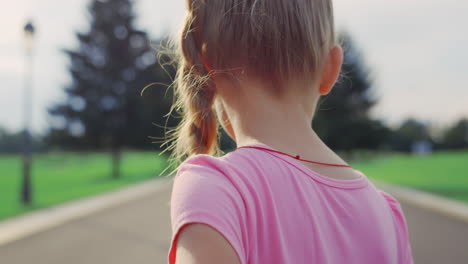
[21,20,36,205]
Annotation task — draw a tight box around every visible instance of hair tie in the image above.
[200,54,212,73]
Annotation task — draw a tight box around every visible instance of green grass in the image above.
[352,150,468,202]
[0,151,171,220]
[2,150,467,221]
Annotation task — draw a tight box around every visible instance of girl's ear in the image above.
[319,45,343,95]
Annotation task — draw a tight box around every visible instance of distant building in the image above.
[411,140,433,155]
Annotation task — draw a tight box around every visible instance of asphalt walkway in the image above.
[1,182,468,264]
[0,185,172,264]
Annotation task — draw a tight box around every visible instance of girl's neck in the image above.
[224,85,329,161]
[221,81,358,179]
[234,115,328,161]
[232,105,351,174]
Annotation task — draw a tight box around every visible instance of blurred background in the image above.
[0,0,467,263]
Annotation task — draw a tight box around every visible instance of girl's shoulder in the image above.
[377,189,407,229]
[378,189,414,263]
[172,151,251,200]
[175,152,239,179]
[175,149,255,180]
[170,152,250,264]
[175,153,223,175]
[378,190,404,215]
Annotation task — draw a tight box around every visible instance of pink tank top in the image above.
[168,143,414,263]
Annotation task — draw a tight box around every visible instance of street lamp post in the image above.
[21,20,36,205]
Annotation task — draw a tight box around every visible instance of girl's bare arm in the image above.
[175,223,241,264]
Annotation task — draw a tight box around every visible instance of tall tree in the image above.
[47,0,175,178]
[390,118,432,152]
[442,118,468,149]
[313,32,390,151]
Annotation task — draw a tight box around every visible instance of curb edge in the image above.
[0,176,173,246]
[375,180,468,224]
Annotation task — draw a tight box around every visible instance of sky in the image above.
[1,0,467,136]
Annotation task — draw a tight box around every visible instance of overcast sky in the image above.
[1,0,467,136]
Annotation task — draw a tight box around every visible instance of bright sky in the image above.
[1,0,467,136]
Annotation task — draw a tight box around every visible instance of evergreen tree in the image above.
[390,118,432,152]
[313,32,390,151]
[442,118,468,149]
[47,0,176,178]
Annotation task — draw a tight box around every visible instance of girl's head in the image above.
[166,0,342,163]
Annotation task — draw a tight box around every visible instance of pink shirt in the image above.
[168,143,414,263]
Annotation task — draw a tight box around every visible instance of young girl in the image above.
[166,0,414,263]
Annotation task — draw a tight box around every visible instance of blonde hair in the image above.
[164,0,337,165]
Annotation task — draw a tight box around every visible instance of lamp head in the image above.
[24,21,35,37]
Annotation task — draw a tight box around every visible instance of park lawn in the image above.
[352,150,468,202]
[2,150,467,221]
[0,151,171,221]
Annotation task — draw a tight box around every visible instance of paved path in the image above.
[401,202,468,264]
[0,185,173,264]
[1,182,468,264]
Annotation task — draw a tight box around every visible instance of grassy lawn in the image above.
[0,151,170,221]
[352,150,468,202]
[2,149,467,221]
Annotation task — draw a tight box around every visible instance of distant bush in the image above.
[0,127,47,154]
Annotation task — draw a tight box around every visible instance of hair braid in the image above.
[167,7,220,165]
